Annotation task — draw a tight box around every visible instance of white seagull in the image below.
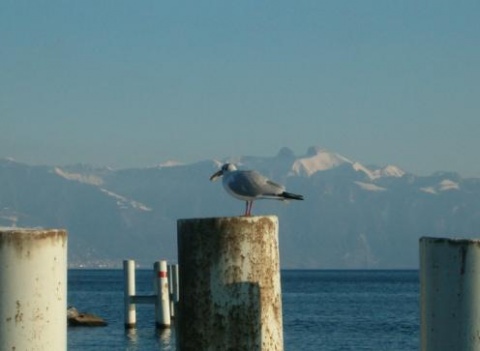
[210,163,304,216]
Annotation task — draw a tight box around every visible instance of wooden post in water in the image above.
[0,228,67,351]
[420,237,480,351]
[177,216,284,351]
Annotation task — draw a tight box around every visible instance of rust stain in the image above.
[56,281,63,301]
[15,300,23,325]
[177,215,283,350]
[0,229,67,258]
[420,236,480,247]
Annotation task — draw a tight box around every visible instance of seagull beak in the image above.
[210,170,223,181]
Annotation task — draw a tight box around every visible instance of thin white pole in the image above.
[123,259,136,328]
[154,260,171,328]
[172,264,180,303]
[168,264,180,318]
[171,264,179,319]
[0,228,67,351]
[168,264,174,318]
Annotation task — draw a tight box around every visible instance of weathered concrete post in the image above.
[420,237,480,351]
[177,216,283,351]
[0,228,67,351]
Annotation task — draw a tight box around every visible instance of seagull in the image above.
[210,163,304,216]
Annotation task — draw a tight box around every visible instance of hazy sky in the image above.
[1,1,479,176]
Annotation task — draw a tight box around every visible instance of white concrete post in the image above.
[420,237,480,351]
[177,216,283,351]
[154,260,171,328]
[124,259,136,328]
[0,228,67,351]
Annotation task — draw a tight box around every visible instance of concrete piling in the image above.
[420,237,480,351]
[177,216,283,351]
[154,260,171,328]
[0,228,67,351]
[124,259,172,329]
[168,264,179,318]
[124,259,137,328]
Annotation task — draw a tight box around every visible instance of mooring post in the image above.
[124,259,136,328]
[168,264,179,318]
[154,260,171,328]
[420,237,480,351]
[0,228,67,351]
[177,216,284,351]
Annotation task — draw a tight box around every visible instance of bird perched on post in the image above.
[210,163,304,216]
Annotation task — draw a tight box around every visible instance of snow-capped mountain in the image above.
[1,146,479,268]
[290,146,352,176]
[287,146,406,182]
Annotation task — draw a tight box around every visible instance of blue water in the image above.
[68,270,419,350]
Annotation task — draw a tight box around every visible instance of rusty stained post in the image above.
[420,237,480,351]
[177,216,283,351]
[0,228,67,351]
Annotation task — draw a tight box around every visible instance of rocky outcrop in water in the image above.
[67,306,107,327]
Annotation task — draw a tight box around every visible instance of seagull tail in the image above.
[281,192,304,201]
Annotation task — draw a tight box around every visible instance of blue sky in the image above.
[1,1,479,176]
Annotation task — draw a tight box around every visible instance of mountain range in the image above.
[1,146,479,269]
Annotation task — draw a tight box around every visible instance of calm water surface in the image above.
[68,269,419,351]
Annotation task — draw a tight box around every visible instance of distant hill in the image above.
[2,146,480,268]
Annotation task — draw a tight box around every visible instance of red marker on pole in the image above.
[158,270,167,278]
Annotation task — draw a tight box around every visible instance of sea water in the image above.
[68,269,419,351]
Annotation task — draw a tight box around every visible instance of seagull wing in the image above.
[227,171,285,199]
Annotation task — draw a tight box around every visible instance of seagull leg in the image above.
[245,201,253,216]
[244,201,249,216]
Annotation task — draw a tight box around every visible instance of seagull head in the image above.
[209,163,237,181]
